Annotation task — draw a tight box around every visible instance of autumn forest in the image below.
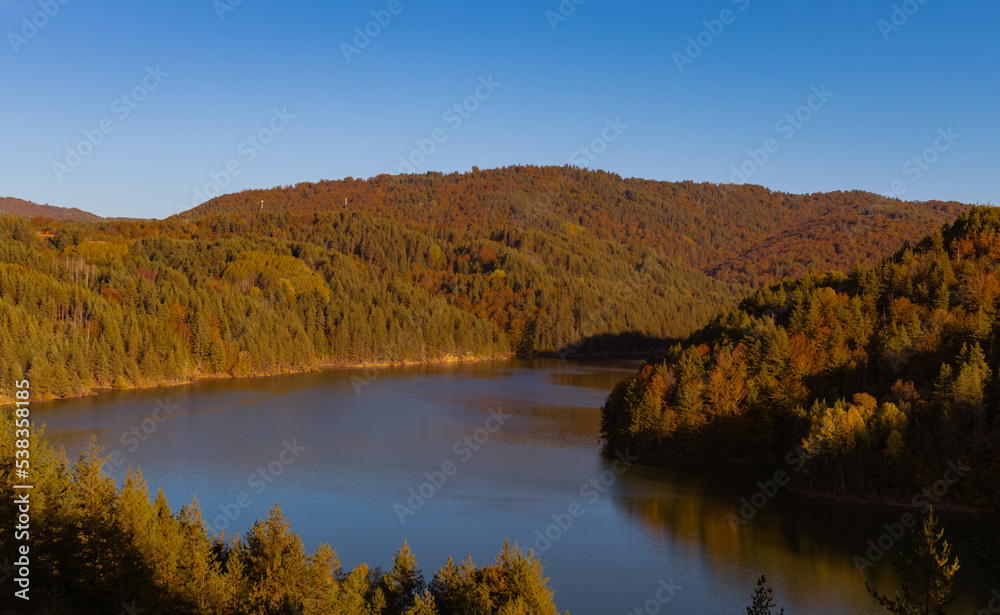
[1,166,997,614]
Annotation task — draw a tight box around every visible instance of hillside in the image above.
[601,206,1000,511]
[179,166,970,287]
[0,196,102,222]
[0,207,741,402]
[0,167,975,404]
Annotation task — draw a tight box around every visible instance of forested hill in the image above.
[0,205,740,403]
[0,168,974,404]
[601,206,1000,511]
[180,166,970,287]
[0,196,102,222]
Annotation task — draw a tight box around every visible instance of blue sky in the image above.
[1,0,997,218]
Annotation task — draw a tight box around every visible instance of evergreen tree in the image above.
[866,510,960,615]
[382,540,426,615]
[66,437,128,609]
[407,591,438,615]
[243,503,310,614]
[746,576,784,615]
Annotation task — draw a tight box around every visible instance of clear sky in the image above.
[1,0,997,219]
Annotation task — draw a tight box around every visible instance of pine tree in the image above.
[220,539,250,615]
[407,591,438,615]
[383,540,426,615]
[177,498,223,611]
[149,487,184,602]
[303,543,342,614]
[67,437,128,609]
[746,576,785,615]
[952,343,990,439]
[336,563,378,615]
[866,510,960,615]
[243,503,310,614]
[115,468,157,601]
[495,541,562,615]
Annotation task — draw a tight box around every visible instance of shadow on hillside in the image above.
[545,332,680,360]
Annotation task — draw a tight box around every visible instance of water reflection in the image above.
[609,457,995,613]
[31,359,996,615]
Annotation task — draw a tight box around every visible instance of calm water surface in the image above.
[34,360,994,614]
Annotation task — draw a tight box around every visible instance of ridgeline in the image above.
[0,166,970,403]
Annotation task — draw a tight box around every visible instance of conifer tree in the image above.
[303,543,342,614]
[177,498,223,611]
[866,510,959,615]
[407,591,439,615]
[383,540,426,615]
[243,503,310,614]
[746,576,785,615]
[67,437,127,609]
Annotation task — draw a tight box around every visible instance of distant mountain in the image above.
[0,196,102,222]
[178,166,970,287]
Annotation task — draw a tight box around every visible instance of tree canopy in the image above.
[602,206,1000,509]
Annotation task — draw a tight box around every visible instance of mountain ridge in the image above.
[176,166,971,287]
[0,196,103,222]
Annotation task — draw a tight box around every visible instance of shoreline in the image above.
[608,450,997,515]
[0,352,514,409]
[781,484,994,515]
[0,350,669,409]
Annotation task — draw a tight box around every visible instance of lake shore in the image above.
[0,352,512,408]
[615,450,997,515]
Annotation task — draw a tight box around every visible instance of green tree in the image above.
[302,542,343,614]
[383,540,426,615]
[407,591,439,615]
[66,438,129,609]
[243,503,310,614]
[866,510,960,615]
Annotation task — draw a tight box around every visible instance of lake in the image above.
[33,360,995,614]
